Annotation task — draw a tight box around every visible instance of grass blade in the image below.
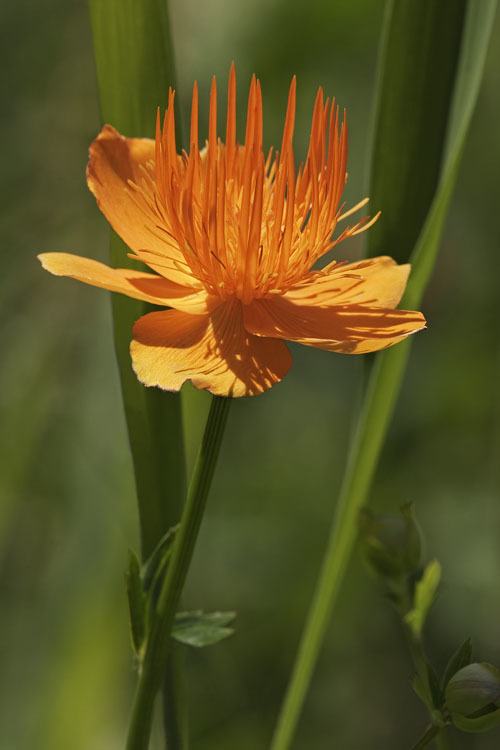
[270,2,497,747]
[366,0,467,263]
[88,2,188,746]
[88,0,186,555]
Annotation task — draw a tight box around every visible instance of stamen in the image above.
[338,197,370,222]
[351,211,381,235]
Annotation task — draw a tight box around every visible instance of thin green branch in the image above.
[436,728,450,750]
[411,723,440,750]
[126,396,231,750]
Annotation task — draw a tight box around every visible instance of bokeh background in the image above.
[1,1,499,748]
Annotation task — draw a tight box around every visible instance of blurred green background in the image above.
[1,1,499,748]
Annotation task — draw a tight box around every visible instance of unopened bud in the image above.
[446,663,500,717]
[359,503,422,580]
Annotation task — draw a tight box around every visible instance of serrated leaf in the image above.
[451,708,500,734]
[405,560,441,639]
[442,637,473,690]
[172,611,237,648]
[125,549,147,654]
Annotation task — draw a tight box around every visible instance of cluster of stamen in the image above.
[127,65,378,304]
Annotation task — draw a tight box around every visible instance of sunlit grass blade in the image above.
[88,2,188,746]
[366,0,467,263]
[270,2,497,748]
[88,0,185,557]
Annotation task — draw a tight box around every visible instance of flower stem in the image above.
[436,728,450,750]
[161,652,188,749]
[411,723,440,750]
[126,395,231,750]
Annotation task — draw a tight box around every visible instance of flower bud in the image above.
[359,503,422,580]
[445,663,500,717]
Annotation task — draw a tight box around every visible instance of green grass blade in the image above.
[366,0,467,263]
[405,0,498,305]
[88,0,186,556]
[89,0,179,138]
[270,2,497,747]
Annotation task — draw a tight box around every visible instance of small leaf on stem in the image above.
[126,549,148,655]
[141,524,180,592]
[404,559,441,639]
[442,637,473,690]
[172,611,237,648]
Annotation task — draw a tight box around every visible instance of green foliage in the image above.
[141,525,180,593]
[88,0,186,559]
[404,560,441,640]
[359,503,422,581]
[442,637,473,690]
[412,662,444,714]
[451,710,500,734]
[125,524,235,658]
[88,0,179,137]
[446,663,500,718]
[126,549,148,656]
[366,0,467,263]
[125,526,179,656]
[172,611,237,648]
[271,4,498,747]
[403,0,499,309]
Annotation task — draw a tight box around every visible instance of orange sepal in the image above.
[86,125,186,274]
[131,300,292,397]
[286,256,411,309]
[243,295,426,354]
[38,253,219,314]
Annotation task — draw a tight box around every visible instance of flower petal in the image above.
[38,253,219,314]
[286,256,411,309]
[243,295,426,354]
[86,125,190,283]
[131,301,292,397]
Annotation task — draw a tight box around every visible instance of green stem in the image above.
[161,651,187,749]
[405,626,430,692]
[411,723,440,750]
[126,395,231,750]
[403,623,450,750]
[270,344,411,750]
[435,728,450,750]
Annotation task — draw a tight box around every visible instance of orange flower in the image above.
[39,66,425,397]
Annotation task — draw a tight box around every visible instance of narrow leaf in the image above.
[405,560,441,640]
[172,611,237,648]
[427,662,444,709]
[141,524,180,593]
[404,0,498,306]
[269,6,497,749]
[442,637,473,689]
[126,549,147,654]
[366,0,467,263]
[88,0,186,558]
[412,673,434,711]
